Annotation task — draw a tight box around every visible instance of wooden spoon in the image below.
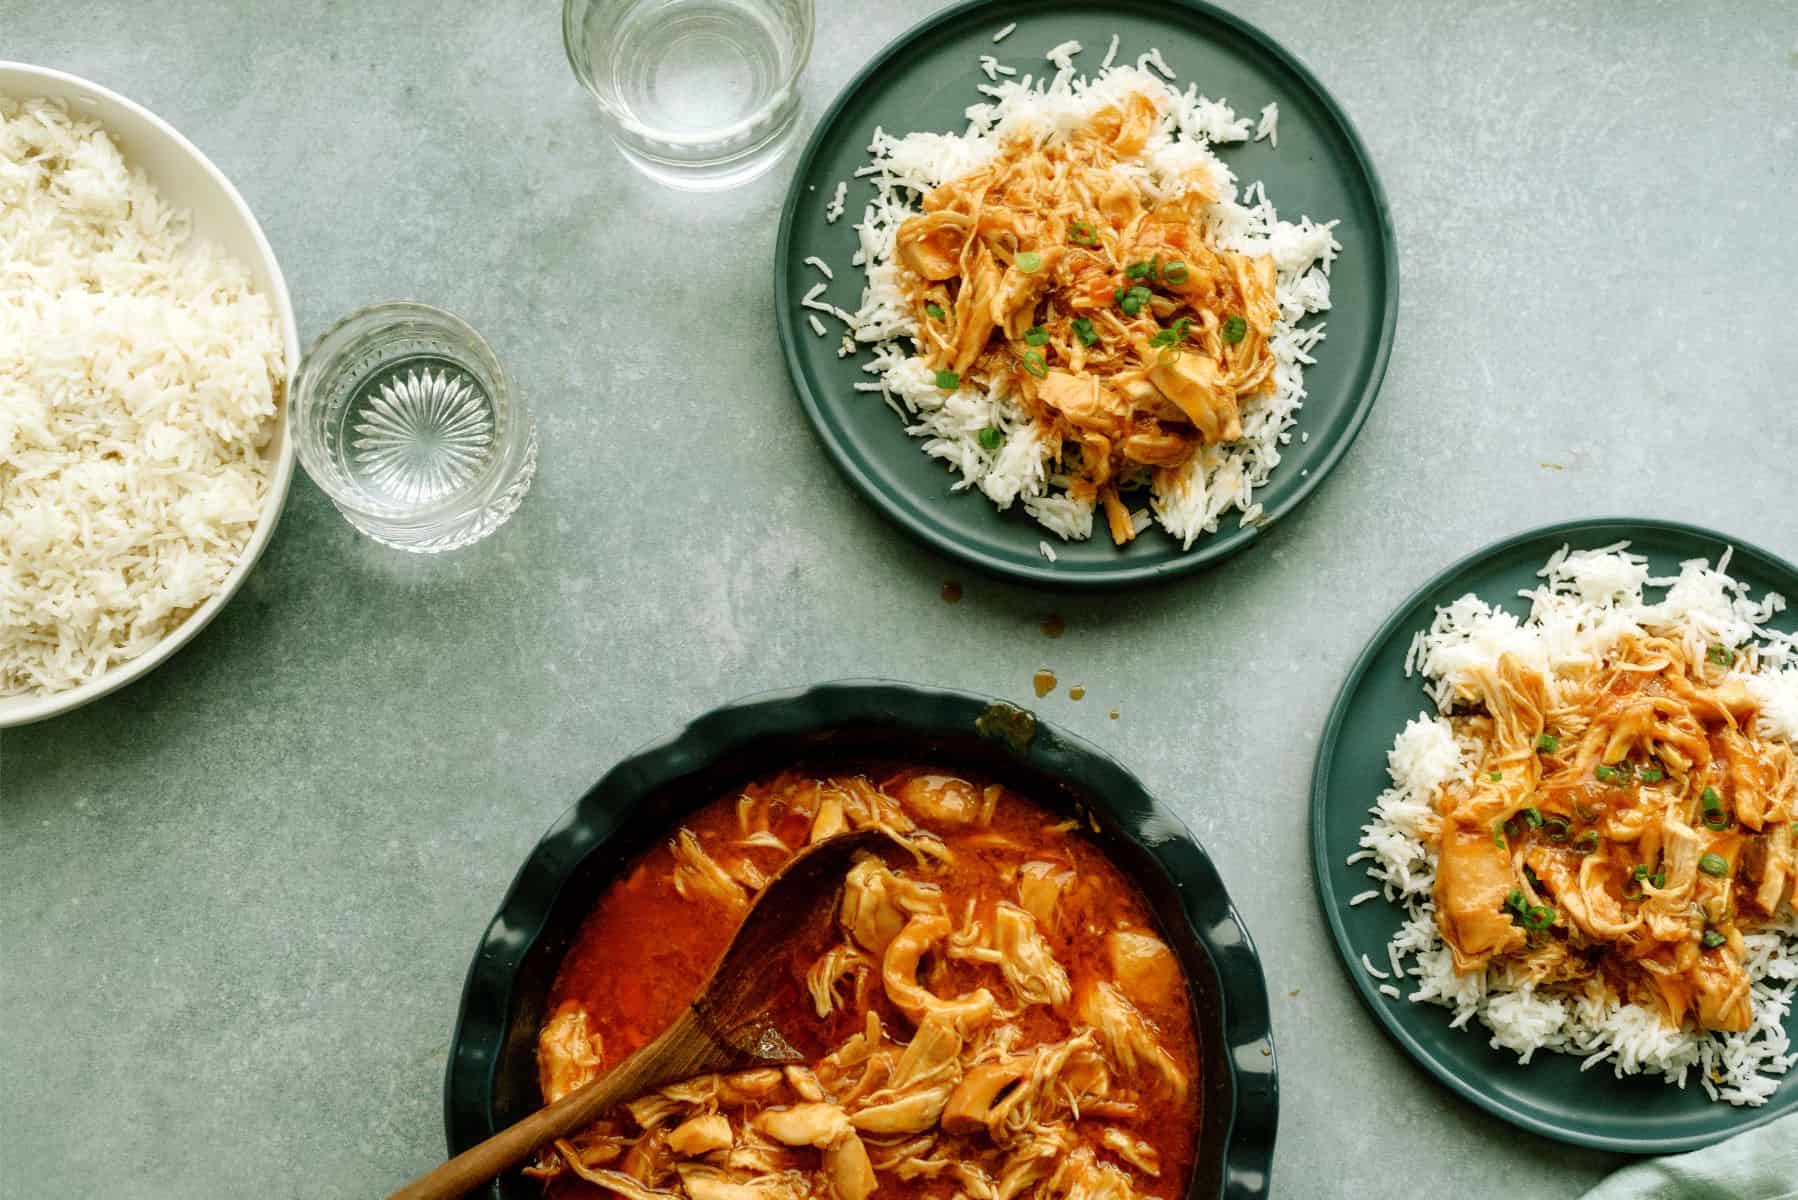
[389,827,885,1200]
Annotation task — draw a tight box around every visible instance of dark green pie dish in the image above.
[1310,518,1798,1152]
[774,0,1397,587]
[445,680,1277,1197]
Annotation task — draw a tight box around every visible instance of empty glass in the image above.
[564,0,813,191]
[293,303,537,553]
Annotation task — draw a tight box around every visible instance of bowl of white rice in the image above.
[0,63,299,726]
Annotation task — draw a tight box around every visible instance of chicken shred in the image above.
[892,90,1280,545]
[1430,637,1796,1033]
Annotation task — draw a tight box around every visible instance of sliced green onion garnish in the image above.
[1024,326,1050,347]
[1020,350,1047,378]
[1595,765,1620,784]
[1506,887,1525,913]
[1702,929,1727,949]
[1574,829,1599,853]
[1536,733,1559,753]
[1705,812,1729,831]
[1489,770,1503,782]
[1651,871,1666,889]
[1072,316,1099,346]
[1698,853,1728,877]
[1016,250,1043,273]
[1222,314,1248,344]
[1149,327,1178,347]
[1701,786,1721,812]
[1543,817,1571,843]
[1521,807,1543,828]
[926,303,946,320]
[1492,821,1508,850]
[1708,644,1733,667]
[1161,260,1189,285]
[1156,344,1180,365]
[1634,864,1650,880]
[1069,222,1095,246]
[934,369,960,390]
[1125,259,1153,280]
[1638,767,1664,783]
[1522,905,1555,931]
[978,426,1002,451]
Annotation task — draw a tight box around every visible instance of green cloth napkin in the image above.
[1580,1114,1798,1200]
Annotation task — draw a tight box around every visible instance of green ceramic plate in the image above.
[1311,518,1798,1152]
[774,0,1396,587]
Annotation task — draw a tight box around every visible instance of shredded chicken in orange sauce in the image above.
[1432,639,1796,1032]
[530,769,1201,1200]
[894,91,1278,546]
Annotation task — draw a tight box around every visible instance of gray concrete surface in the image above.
[3,1,1795,1196]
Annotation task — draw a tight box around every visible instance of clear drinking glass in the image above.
[293,303,537,553]
[564,0,813,191]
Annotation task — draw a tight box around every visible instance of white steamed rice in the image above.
[1,97,283,696]
[1352,543,1798,1105]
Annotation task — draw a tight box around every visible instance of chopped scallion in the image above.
[1020,350,1047,379]
[1069,222,1096,246]
[1125,260,1154,280]
[1708,644,1733,667]
[925,303,946,320]
[1162,260,1189,285]
[1536,733,1559,753]
[1633,864,1650,880]
[1522,905,1556,931]
[1222,314,1248,344]
[1024,326,1050,347]
[1016,250,1043,273]
[1521,807,1543,828]
[1595,765,1620,784]
[1701,786,1721,812]
[1543,817,1571,843]
[1638,767,1664,783]
[1651,871,1666,888]
[1702,929,1727,949]
[1115,284,1152,317]
[1072,316,1099,346]
[1489,770,1503,782]
[1574,829,1599,853]
[934,369,960,390]
[1698,853,1728,877]
[978,426,1002,451]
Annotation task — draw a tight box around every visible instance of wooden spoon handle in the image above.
[388,1009,724,1200]
[387,1063,636,1200]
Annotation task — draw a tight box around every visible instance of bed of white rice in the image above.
[801,38,1339,554]
[1351,543,1798,1105]
[1,97,283,696]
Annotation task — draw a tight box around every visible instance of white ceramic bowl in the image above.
[0,63,300,727]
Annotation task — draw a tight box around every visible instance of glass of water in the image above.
[564,0,813,191]
[293,303,537,553]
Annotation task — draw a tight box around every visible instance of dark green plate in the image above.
[446,681,1277,1197]
[1311,518,1798,1152]
[774,0,1397,587]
